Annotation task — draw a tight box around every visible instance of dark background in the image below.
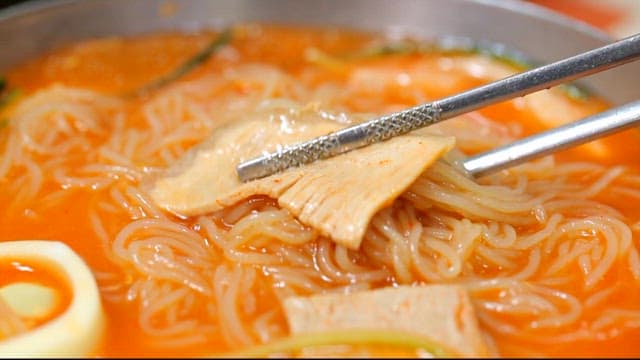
[1,0,29,10]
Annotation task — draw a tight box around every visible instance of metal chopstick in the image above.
[461,100,640,178]
[237,33,640,182]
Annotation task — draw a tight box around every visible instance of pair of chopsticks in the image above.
[237,33,640,182]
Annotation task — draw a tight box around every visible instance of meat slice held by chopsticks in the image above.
[148,105,455,249]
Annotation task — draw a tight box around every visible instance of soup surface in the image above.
[1,24,640,357]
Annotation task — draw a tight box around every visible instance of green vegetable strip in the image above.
[0,88,21,110]
[217,329,455,358]
[0,76,21,130]
[130,28,233,96]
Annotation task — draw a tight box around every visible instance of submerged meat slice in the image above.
[282,285,489,357]
[524,88,610,158]
[149,106,455,249]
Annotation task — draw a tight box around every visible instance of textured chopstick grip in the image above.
[236,103,442,182]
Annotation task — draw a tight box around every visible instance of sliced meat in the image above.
[282,285,490,357]
[148,108,341,216]
[149,106,455,249]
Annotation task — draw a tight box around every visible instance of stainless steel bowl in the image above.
[0,0,638,103]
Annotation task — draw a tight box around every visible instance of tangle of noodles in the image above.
[1,25,640,357]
